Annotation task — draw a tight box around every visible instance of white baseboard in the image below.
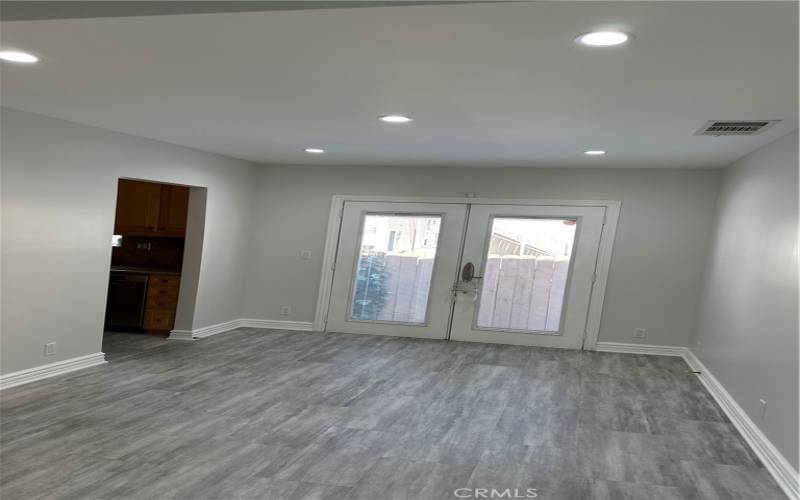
[0,352,107,390]
[594,341,688,357]
[168,318,313,340]
[167,330,197,341]
[683,350,799,500]
[169,318,244,340]
[193,319,242,338]
[239,318,314,331]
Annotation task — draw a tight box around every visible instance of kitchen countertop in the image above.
[110,266,181,276]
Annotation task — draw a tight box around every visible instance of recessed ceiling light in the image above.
[379,115,413,123]
[584,150,607,156]
[0,50,39,63]
[304,148,325,154]
[576,31,629,47]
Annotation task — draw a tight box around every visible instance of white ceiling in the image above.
[1,1,797,168]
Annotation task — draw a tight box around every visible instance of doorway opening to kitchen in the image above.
[102,178,206,357]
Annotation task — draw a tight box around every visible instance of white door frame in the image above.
[313,195,621,350]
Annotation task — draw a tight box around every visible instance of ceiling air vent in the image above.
[695,120,780,136]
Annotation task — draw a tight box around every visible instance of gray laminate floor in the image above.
[0,328,785,500]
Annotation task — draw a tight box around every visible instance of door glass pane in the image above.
[477,217,577,332]
[350,214,442,324]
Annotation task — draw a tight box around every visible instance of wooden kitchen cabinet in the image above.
[114,180,162,234]
[143,310,174,331]
[143,274,181,331]
[114,180,189,237]
[158,185,190,236]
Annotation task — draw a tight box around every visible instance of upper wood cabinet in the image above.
[114,180,189,237]
[114,180,162,234]
[158,185,190,236]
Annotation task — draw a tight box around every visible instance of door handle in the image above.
[461,262,483,282]
[451,262,482,303]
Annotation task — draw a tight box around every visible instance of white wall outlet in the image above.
[280,306,292,316]
[300,250,313,260]
[759,399,767,420]
[633,328,647,339]
[44,342,56,356]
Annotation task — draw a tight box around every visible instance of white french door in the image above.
[325,200,607,349]
[449,204,604,349]
[326,201,467,339]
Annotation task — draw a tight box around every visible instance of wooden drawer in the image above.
[147,287,179,303]
[146,295,178,310]
[149,275,180,289]
[143,273,180,331]
[147,275,180,300]
[144,310,175,331]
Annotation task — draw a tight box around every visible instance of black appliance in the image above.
[105,272,149,330]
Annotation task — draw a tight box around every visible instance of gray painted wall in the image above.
[242,165,720,347]
[1,108,258,374]
[691,131,799,469]
[0,107,732,378]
